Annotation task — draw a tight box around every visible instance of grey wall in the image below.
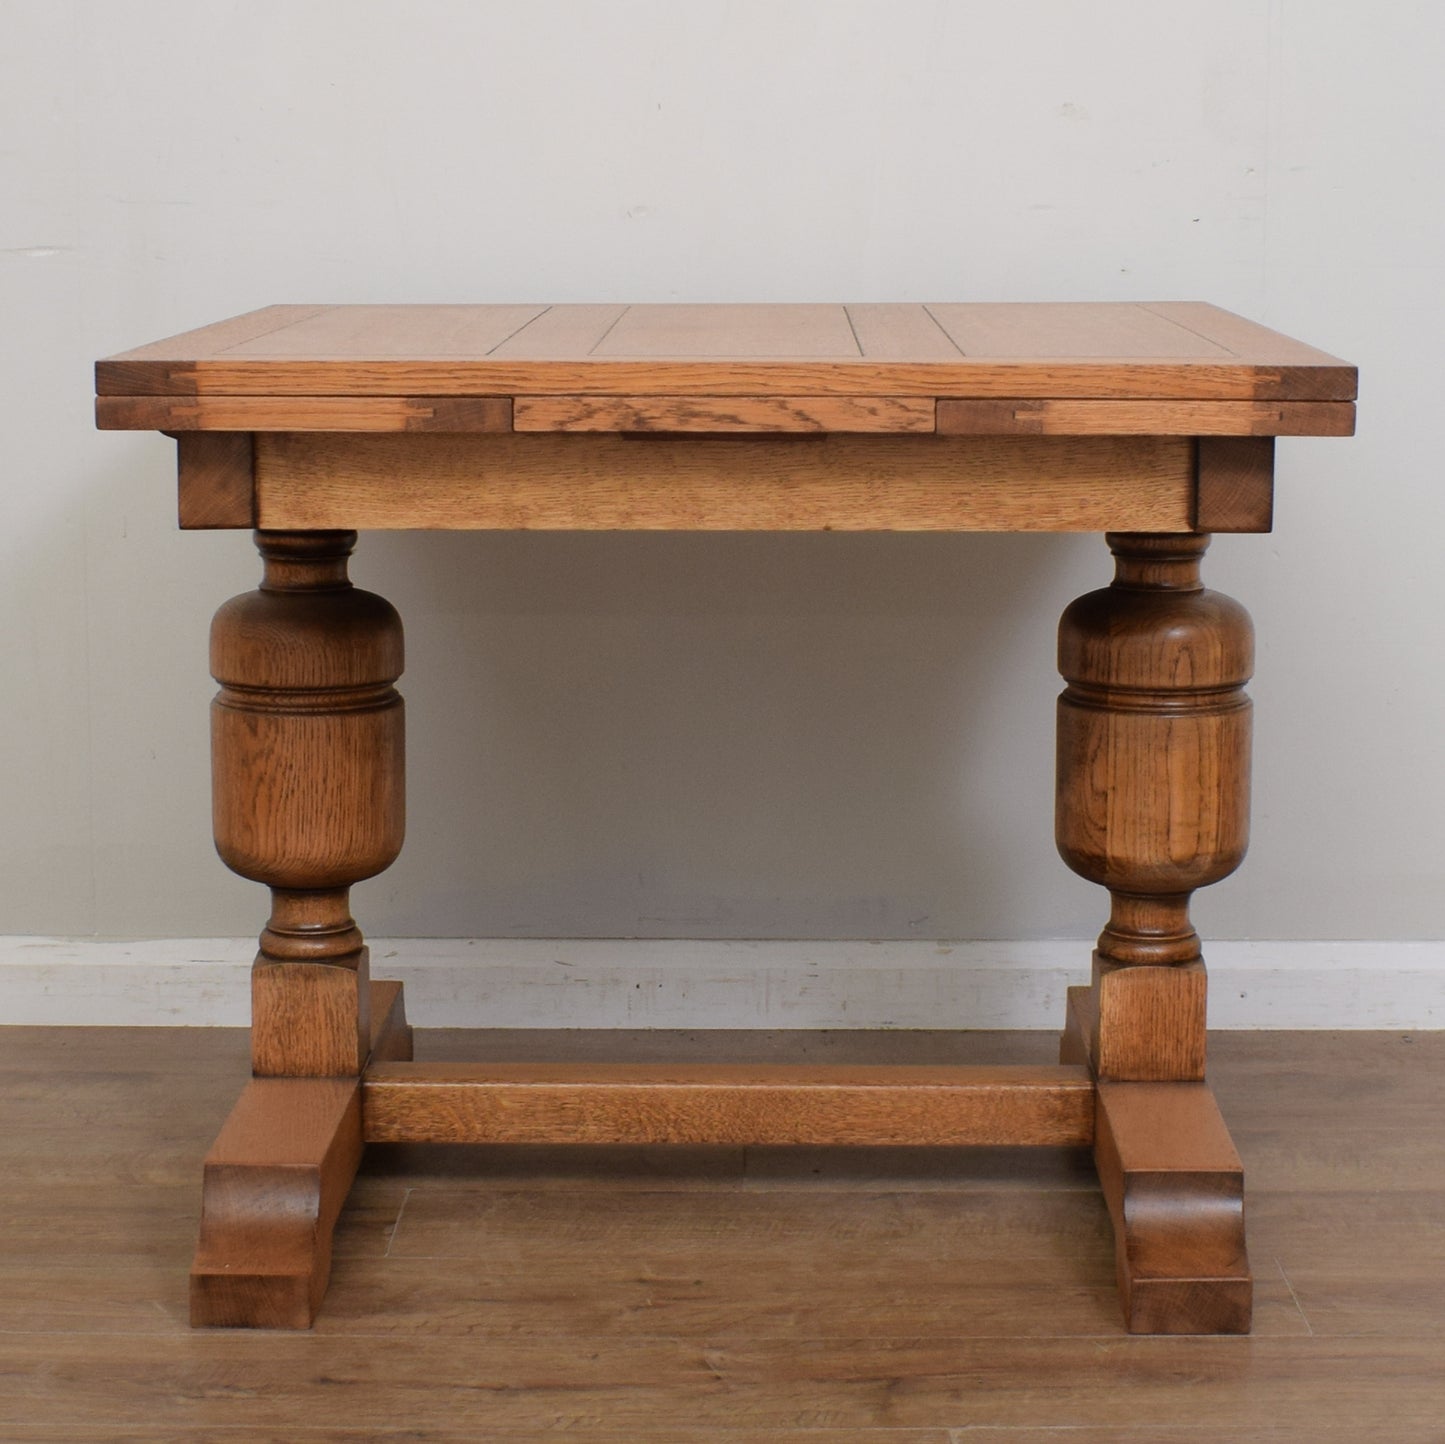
[3,1,1438,943]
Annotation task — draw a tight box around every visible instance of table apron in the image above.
[228,432,1217,533]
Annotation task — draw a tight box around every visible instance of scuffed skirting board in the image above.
[1,937,1441,1029]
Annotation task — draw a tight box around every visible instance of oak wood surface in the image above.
[1056,534,1253,1081]
[189,980,411,1328]
[1195,434,1277,531]
[189,1075,363,1328]
[936,397,1353,436]
[175,431,255,528]
[368,977,414,1063]
[360,1061,1095,1147]
[487,303,630,357]
[210,531,405,1076]
[251,432,1198,532]
[89,301,1360,1350]
[512,393,936,433]
[1095,1080,1252,1334]
[95,302,1356,406]
[101,394,514,432]
[3,1028,1442,1440]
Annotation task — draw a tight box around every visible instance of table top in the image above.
[96,303,1354,439]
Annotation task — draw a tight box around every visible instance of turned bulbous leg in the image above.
[210,529,405,1076]
[1056,532,1252,1081]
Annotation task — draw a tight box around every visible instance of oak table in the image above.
[96,302,1356,1334]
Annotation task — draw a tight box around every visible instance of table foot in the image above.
[1094,1079,1252,1334]
[189,1076,362,1328]
[190,979,408,1328]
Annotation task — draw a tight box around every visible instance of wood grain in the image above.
[216,303,547,358]
[100,357,1358,401]
[189,1076,363,1328]
[1057,534,1253,992]
[1196,435,1277,532]
[251,951,372,1079]
[209,532,404,894]
[927,301,1234,359]
[1091,956,1208,1082]
[95,303,1357,401]
[6,1027,1445,1435]
[368,978,413,1063]
[487,303,630,357]
[937,398,1353,437]
[174,431,254,528]
[252,432,1197,532]
[845,302,962,359]
[361,1062,1096,1147]
[86,300,1361,1352]
[94,305,326,393]
[1056,535,1253,1090]
[210,532,405,1075]
[589,303,860,358]
[512,394,936,433]
[101,395,513,433]
[1095,1080,1251,1334]
[1140,302,1354,368]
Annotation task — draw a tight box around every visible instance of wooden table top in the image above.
[96,303,1355,438]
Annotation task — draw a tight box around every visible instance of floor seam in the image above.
[1274,1252,1315,1336]
[383,1185,413,1258]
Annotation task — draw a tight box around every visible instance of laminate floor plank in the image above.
[2,1333,1443,1433]
[386,1185,1114,1259]
[3,1433,951,1444]
[0,1027,1440,1438]
[313,1247,1309,1341]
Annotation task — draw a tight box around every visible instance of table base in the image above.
[190,980,1249,1334]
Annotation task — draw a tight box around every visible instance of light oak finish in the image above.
[936,398,1353,436]
[1056,533,1253,1080]
[102,395,513,433]
[189,1075,363,1328]
[589,302,862,358]
[1195,435,1277,532]
[487,302,629,357]
[512,393,936,432]
[93,303,1357,1338]
[844,301,964,359]
[1052,533,1256,1317]
[216,303,548,358]
[927,300,1236,358]
[114,393,1354,439]
[251,432,1197,533]
[189,981,412,1328]
[1095,1081,1251,1334]
[1089,956,1209,1081]
[176,431,255,528]
[361,1061,1095,1147]
[95,302,1357,401]
[209,531,404,1077]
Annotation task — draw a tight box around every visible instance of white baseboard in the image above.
[1,936,1441,1029]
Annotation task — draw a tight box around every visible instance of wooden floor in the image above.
[2,1026,1442,1441]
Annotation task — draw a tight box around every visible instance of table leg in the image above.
[191,529,408,1327]
[1056,532,1252,1333]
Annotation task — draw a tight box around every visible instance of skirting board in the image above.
[1,937,1441,1029]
